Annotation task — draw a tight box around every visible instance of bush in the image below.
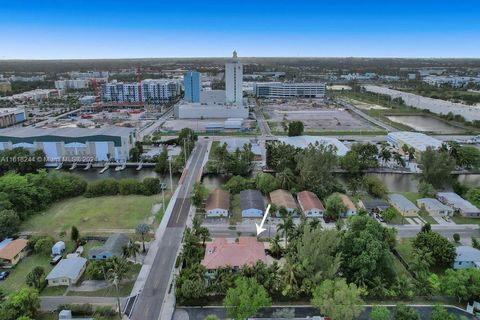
[453,233,460,243]
[118,178,145,195]
[142,177,161,195]
[84,179,119,197]
[33,236,55,255]
[56,303,93,316]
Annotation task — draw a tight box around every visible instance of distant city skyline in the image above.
[1,0,479,59]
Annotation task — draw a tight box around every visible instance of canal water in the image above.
[386,115,464,134]
[56,168,480,193]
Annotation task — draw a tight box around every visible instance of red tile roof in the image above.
[0,239,27,261]
[201,237,267,270]
[297,191,324,211]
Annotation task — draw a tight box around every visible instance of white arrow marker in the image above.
[255,204,271,236]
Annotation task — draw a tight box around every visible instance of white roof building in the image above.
[278,136,349,156]
[437,192,480,217]
[46,257,87,286]
[454,246,480,269]
[387,131,442,152]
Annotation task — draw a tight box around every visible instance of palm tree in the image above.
[281,258,300,297]
[105,257,128,319]
[393,153,405,167]
[197,226,210,247]
[379,147,391,167]
[135,223,150,253]
[269,234,283,259]
[277,213,294,247]
[276,168,295,189]
[123,241,140,263]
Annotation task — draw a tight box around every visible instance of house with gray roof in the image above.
[388,194,419,217]
[240,189,265,218]
[417,198,454,217]
[454,246,480,269]
[88,233,129,260]
[46,256,87,286]
[437,192,480,218]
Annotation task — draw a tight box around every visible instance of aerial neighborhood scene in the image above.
[1,1,480,320]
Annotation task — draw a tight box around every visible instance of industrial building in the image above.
[254,82,326,98]
[184,71,201,103]
[0,126,137,162]
[0,89,60,102]
[278,136,349,156]
[101,79,180,104]
[0,108,26,128]
[387,131,442,155]
[437,192,480,217]
[55,79,90,90]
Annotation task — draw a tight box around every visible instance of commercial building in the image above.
[389,194,419,217]
[184,71,201,103]
[70,71,109,81]
[417,198,454,217]
[0,108,26,128]
[0,126,137,162]
[387,131,442,155]
[454,246,480,269]
[423,75,480,88]
[205,189,230,217]
[297,191,324,218]
[254,82,326,98]
[225,51,243,105]
[0,89,60,102]
[270,189,297,215]
[55,79,90,90]
[278,136,349,156]
[101,79,180,104]
[88,233,129,260]
[10,75,45,82]
[0,238,28,268]
[240,189,265,218]
[436,192,480,217]
[340,194,356,217]
[46,257,87,286]
[201,237,266,274]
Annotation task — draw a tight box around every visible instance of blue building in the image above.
[184,71,201,103]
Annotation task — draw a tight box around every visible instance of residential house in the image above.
[46,256,87,286]
[297,191,324,217]
[437,192,480,218]
[88,233,129,260]
[340,194,356,217]
[240,189,265,218]
[269,189,297,215]
[361,198,389,214]
[389,194,419,216]
[417,198,454,217]
[0,238,28,267]
[201,237,267,276]
[454,246,480,269]
[205,189,230,217]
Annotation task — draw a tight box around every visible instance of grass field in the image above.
[0,253,54,294]
[230,194,242,225]
[451,215,480,226]
[21,195,162,235]
[396,238,416,265]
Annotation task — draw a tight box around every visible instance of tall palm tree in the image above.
[277,214,294,247]
[123,241,140,263]
[276,168,295,189]
[380,147,391,167]
[281,258,300,297]
[105,257,128,319]
[269,234,283,259]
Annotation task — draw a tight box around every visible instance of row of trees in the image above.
[207,142,255,176]
[84,177,162,197]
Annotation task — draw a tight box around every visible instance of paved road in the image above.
[255,107,271,137]
[139,107,174,139]
[337,99,397,132]
[205,220,479,241]
[130,141,208,320]
[41,296,124,312]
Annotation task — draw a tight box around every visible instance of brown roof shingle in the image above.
[270,189,296,209]
[297,191,324,211]
[201,237,267,269]
[206,189,230,211]
[0,239,27,261]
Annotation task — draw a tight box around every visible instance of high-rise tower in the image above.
[225,50,243,105]
[184,71,201,103]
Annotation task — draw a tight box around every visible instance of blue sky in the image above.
[1,0,479,59]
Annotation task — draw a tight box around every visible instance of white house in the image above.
[454,246,480,269]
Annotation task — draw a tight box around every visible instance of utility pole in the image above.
[160,182,166,214]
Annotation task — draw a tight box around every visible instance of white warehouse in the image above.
[0,127,137,162]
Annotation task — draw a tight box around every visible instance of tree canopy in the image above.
[223,276,271,320]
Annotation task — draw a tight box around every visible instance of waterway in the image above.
[55,168,480,193]
[386,115,464,134]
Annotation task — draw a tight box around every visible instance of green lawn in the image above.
[21,195,162,235]
[0,253,54,294]
[67,280,135,297]
[40,285,67,296]
[451,215,480,226]
[396,238,416,265]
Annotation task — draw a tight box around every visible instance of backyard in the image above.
[20,195,163,235]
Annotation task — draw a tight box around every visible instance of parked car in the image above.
[0,271,10,281]
[50,255,62,265]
